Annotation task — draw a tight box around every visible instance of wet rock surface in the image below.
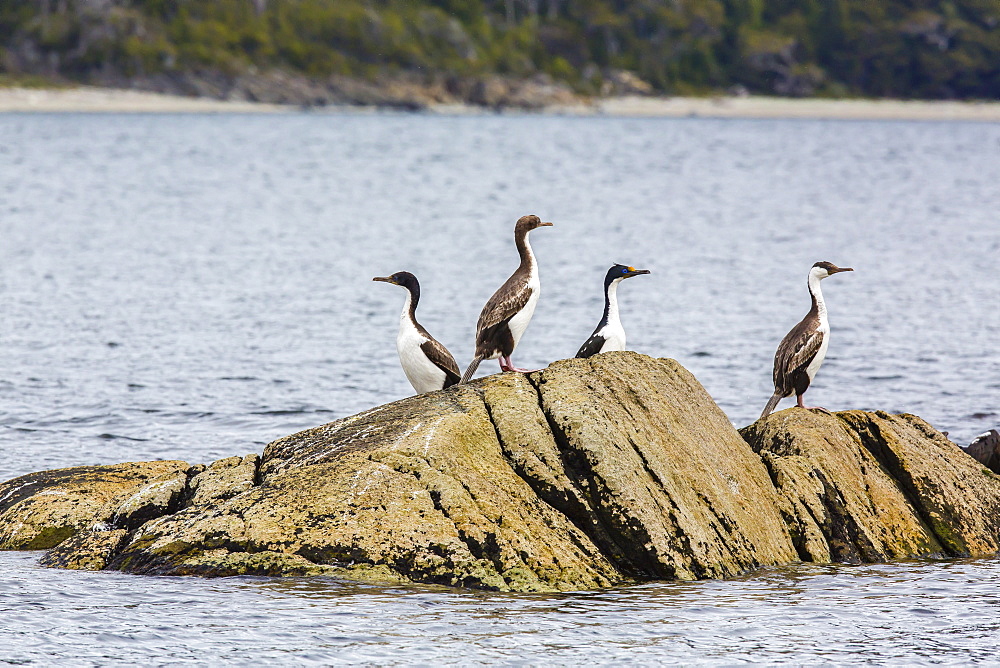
[4,353,1000,591]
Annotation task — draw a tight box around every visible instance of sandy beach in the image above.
[0,86,289,113]
[592,94,1000,121]
[2,85,999,121]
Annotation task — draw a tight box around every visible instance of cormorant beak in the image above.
[373,276,395,284]
[832,267,854,274]
[627,268,651,277]
[539,222,554,227]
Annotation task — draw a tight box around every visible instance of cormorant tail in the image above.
[460,356,484,384]
[760,393,782,421]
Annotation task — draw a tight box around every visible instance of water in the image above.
[1,112,999,663]
[3,551,999,664]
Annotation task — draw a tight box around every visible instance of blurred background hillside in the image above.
[2,0,998,107]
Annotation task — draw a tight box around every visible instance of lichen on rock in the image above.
[0,461,190,550]
[185,454,260,506]
[40,527,129,570]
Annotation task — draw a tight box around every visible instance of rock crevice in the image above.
[740,409,1000,565]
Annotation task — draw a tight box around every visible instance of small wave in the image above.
[97,433,150,442]
[250,408,330,416]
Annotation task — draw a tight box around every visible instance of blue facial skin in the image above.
[605,264,650,285]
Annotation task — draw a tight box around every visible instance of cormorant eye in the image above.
[621,267,628,273]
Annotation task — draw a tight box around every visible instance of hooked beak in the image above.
[832,267,854,274]
[629,268,651,277]
[539,222,554,227]
[372,276,395,284]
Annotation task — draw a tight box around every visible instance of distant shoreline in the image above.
[2,85,1000,122]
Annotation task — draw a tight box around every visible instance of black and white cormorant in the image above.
[460,215,552,383]
[576,264,650,359]
[760,261,853,419]
[373,271,460,394]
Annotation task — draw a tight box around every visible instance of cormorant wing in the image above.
[476,283,532,336]
[774,325,824,390]
[420,339,461,388]
[576,332,606,359]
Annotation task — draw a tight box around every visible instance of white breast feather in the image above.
[397,317,446,394]
[597,322,626,354]
[805,316,830,382]
[506,266,539,351]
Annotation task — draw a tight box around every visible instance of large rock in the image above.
[741,410,1000,562]
[4,353,1000,592]
[102,353,798,590]
[6,354,801,590]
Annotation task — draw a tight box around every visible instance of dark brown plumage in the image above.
[767,313,825,409]
[419,339,460,386]
[760,261,853,419]
[460,215,552,383]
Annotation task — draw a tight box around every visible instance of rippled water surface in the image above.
[1,112,999,663]
[3,551,1000,664]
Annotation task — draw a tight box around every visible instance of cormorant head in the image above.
[515,214,553,235]
[606,264,651,283]
[373,271,419,291]
[811,261,854,280]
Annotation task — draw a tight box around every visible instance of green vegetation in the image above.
[1,0,997,98]
[0,72,74,88]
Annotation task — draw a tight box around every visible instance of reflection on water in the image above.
[1,113,999,663]
[2,551,999,664]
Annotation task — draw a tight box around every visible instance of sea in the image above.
[1,111,998,664]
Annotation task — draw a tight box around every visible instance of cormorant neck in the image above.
[400,283,420,325]
[603,277,622,327]
[807,271,827,321]
[515,228,535,270]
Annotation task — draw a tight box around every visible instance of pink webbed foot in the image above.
[498,356,539,373]
[504,356,541,373]
[796,395,831,414]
